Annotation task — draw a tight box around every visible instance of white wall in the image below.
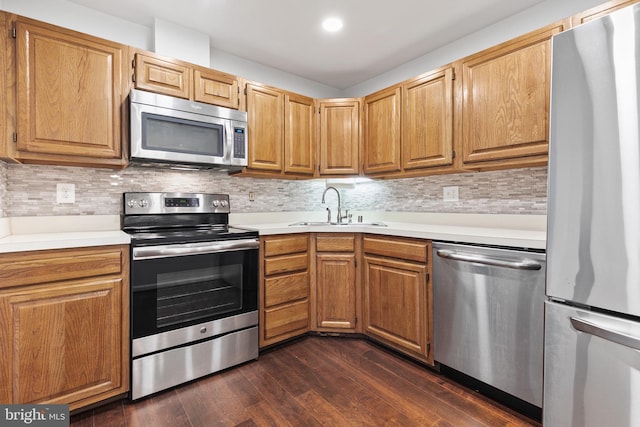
[0,0,613,98]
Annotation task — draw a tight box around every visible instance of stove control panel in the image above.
[124,192,230,215]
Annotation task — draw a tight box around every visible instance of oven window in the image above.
[131,248,258,339]
[156,264,242,328]
[142,112,224,157]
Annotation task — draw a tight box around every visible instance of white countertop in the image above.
[0,216,130,253]
[231,212,547,250]
[0,212,546,253]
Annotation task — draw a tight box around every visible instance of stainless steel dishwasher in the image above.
[432,242,545,409]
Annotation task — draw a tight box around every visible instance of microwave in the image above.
[129,89,248,169]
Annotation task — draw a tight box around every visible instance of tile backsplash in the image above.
[0,162,547,217]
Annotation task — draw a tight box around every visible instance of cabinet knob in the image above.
[200,327,207,334]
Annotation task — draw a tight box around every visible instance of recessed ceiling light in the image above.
[322,17,343,32]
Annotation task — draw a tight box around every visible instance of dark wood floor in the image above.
[71,336,540,427]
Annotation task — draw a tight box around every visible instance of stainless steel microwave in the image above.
[129,89,248,169]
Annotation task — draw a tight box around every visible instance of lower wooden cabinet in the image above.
[260,234,310,347]
[363,235,433,365]
[313,234,360,332]
[0,245,130,411]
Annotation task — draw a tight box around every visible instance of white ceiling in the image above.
[67,0,545,90]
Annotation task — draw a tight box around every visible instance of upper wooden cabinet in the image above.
[244,82,315,176]
[402,67,455,171]
[285,92,315,175]
[363,86,402,174]
[5,15,128,168]
[318,99,360,176]
[133,51,239,109]
[459,21,567,170]
[571,0,639,26]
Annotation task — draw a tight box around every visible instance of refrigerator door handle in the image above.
[570,316,640,351]
[435,249,542,270]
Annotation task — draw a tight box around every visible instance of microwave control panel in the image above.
[233,128,246,159]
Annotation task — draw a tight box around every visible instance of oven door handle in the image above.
[132,238,259,260]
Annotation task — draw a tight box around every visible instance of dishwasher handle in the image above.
[435,249,542,270]
[570,316,640,351]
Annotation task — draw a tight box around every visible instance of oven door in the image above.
[130,238,259,340]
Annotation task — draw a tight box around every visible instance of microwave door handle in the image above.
[224,120,233,163]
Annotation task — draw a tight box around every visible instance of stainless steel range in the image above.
[122,192,259,400]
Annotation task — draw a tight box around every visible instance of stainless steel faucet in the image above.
[321,186,347,223]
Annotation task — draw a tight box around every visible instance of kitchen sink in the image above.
[288,221,387,227]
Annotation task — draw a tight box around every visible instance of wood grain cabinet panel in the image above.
[313,233,360,333]
[318,99,360,176]
[363,86,402,174]
[134,51,240,109]
[363,236,433,365]
[284,93,315,175]
[246,83,284,172]
[0,245,129,411]
[459,22,566,169]
[260,234,310,347]
[402,67,454,170]
[571,0,640,26]
[12,16,127,167]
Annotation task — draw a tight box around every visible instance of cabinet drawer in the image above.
[264,253,308,276]
[263,235,308,257]
[363,235,427,263]
[0,246,126,289]
[263,300,309,340]
[264,271,309,307]
[316,234,356,252]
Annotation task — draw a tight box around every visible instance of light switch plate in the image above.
[443,186,459,202]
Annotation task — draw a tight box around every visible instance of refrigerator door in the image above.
[547,3,640,316]
[544,301,640,427]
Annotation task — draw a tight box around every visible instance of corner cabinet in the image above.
[363,235,433,365]
[459,21,568,170]
[0,245,130,411]
[313,234,360,332]
[260,234,311,347]
[133,51,240,109]
[245,83,315,177]
[318,99,361,176]
[7,15,129,168]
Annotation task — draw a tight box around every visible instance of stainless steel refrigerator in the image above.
[545,3,640,426]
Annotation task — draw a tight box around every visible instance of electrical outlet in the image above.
[56,183,75,204]
[248,192,255,202]
[443,186,459,202]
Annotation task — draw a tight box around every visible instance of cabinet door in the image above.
[194,67,239,109]
[134,52,191,99]
[0,278,127,410]
[571,0,639,26]
[246,83,283,171]
[14,18,126,166]
[284,93,315,175]
[460,22,565,167]
[316,253,357,330]
[402,67,454,170]
[318,99,360,175]
[364,86,402,174]
[364,255,429,362]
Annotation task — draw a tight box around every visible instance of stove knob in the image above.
[220,200,228,207]
[212,200,220,207]
[139,199,149,208]
[127,199,138,208]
